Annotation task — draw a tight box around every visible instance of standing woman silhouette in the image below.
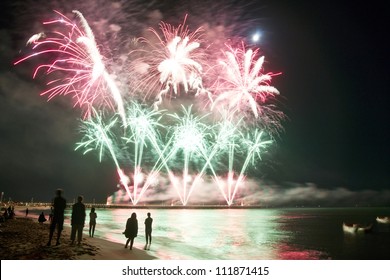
[124,212,138,250]
[89,207,97,237]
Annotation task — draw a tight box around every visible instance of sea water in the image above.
[27,207,389,259]
[62,207,389,260]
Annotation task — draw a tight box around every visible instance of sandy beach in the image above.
[0,209,156,260]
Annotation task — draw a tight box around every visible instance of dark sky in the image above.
[264,1,389,190]
[0,0,388,204]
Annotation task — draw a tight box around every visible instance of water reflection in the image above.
[89,208,284,259]
[276,243,327,260]
[61,207,390,260]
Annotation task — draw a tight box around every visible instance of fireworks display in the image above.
[130,15,207,110]
[15,8,283,206]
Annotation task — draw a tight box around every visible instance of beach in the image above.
[3,205,390,260]
[0,209,155,260]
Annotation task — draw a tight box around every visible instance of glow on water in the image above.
[65,208,328,259]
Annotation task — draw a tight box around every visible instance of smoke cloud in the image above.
[108,177,390,207]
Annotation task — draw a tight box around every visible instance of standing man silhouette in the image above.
[144,212,153,250]
[47,188,67,246]
[71,195,86,245]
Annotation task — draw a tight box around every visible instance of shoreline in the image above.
[0,211,156,260]
[7,203,264,209]
[7,202,389,210]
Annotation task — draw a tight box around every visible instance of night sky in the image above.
[0,0,388,205]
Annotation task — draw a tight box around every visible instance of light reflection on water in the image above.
[62,207,390,260]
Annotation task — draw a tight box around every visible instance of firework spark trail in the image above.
[15,10,127,125]
[130,16,207,110]
[196,110,272,205]
[121,102,169,204]
[183,116,239,204]
[166,105,211,205]
[230,130,272,204]
[100,101,185,205]
[75,103,270,205]
[140,134,183,202]
[209,43,284,139]
[15,11,102,115]
[75,111,135,203]
[72,10,127,126]
[138,128,187,204]
[208,119,245,205]
[114,103,202,205]
[211,44,280,120]
[225,129,272,205]
[196,117,242,204]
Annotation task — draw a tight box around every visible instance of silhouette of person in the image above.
[124,212,138,250]
[25,208,29,217]
[89,207,97,237]
[70,195,86,245]
[144,212,153,250]
[0,211,5,223]
[38,212,47,223]
[8,206,15,219]
[49,207,53,222]
[3,209,9,220]
[47,188,67,246]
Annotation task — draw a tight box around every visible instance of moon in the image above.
[252,32,261,43]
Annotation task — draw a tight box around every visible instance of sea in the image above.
[34,207,390,260]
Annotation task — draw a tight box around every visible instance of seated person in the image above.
[38,212,47,223]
